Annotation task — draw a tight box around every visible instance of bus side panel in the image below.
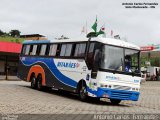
[17,59,31,81]
[18,57,77,93]
[38,62,77,92]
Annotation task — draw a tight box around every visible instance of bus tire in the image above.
[37,74,43,91]
[110,99,121,105]
[31,75,37,89]
[78,83,88,101]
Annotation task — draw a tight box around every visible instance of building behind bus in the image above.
[0,34,46,79]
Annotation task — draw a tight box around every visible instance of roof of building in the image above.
[20,34,45,38]
[0,41,22,53]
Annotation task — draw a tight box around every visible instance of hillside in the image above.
[0,36,24,43]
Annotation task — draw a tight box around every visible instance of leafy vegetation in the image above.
[0,36,24,43]
[0,29,24,43]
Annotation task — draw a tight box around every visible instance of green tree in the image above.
[152,58,160,67]
[0,29,5,36]
[9,30,21,37]
[15,39,19,43]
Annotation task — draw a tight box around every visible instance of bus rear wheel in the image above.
[110,99,121,105]
[37,75,43,91]
[31,76,37,89]
[79,84,88,101]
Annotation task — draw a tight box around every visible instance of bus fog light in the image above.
[100,84,105,88]
[136,88,139,91]
[132,88,135,91]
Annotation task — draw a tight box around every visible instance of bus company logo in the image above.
[57,62,80,68]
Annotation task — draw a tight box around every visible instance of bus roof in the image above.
[23,37,140,50]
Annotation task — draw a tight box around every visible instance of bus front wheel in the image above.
[79,84,88,101]
[31,76,37,89]
[110,99,121,105]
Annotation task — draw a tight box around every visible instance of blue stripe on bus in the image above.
[87,87,139,101]
[21,57,77,88]
[23,40,50,44]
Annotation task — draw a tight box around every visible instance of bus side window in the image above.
[74,44,79,56]
[60,44,73,57]
[25,45,30,55]
[32,45,38,56]
[65,44,73,56]
[39,44,47,56]
[49,44,58,56]
[29,45,33,55]
[74,43,86,57]
[78,43,86,57]
[21,45,27,55]
[60,44,66,56]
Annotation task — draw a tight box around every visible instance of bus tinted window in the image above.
[74,43,86,57]
[49,44,57,56]
[32,45,37,55]
[29,45,33,55]
[60,44,66,56]
[21,45,27,55]
[40,44,47,56]
[60,44,73,56]
[87,43,95,69]
[65,44,73,56]
[89,43,95,53]
[25,45,30,55]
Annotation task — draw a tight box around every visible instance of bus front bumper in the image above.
[96,87,140,101]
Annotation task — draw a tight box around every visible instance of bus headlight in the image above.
[132,88,139,91]
[132,88,135,91]
[100,84,107,88]
[100,84,105,88]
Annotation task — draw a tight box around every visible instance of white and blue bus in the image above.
[18,37,141,104]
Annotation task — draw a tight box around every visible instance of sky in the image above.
[0,0,159,46]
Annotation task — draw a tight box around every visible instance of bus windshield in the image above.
[100,45,140,74]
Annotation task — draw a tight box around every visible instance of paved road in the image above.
[0,80,160,115]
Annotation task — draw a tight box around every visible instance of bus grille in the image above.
[113,85,131,91]
[110,91,131,100]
